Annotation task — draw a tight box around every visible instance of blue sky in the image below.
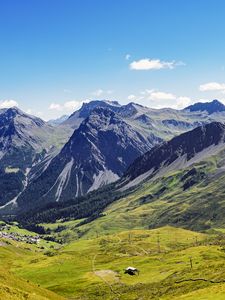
[1,0,225,119]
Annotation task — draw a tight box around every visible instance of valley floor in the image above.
[1,224,225,299]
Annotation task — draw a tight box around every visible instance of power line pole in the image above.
[157,232,161,253]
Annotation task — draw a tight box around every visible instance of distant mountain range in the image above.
[185,99,225,114]
[1,99,225,217]
[48,115,69,126]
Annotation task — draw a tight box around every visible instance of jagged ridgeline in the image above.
[0,107,72,207]
[1,99,225,219]
[16,121,225,233]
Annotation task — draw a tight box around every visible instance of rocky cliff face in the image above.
[16,107,162,211]
[122,122,225,188]
[0,107,70,207]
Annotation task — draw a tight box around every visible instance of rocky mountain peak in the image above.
[185,99,225,114]
[73,100,121,119]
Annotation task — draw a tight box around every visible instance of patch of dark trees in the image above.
[14,182,131,230]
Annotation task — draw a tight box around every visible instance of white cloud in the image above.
[127,94,145,102]
[199,82,225,92]
[49,100,82,112]
[129,58,184,70]
[149,91,176,101]
[125,54,131,60]
[49,103,62,111]
[176,96,192,108]
[127,94,136,100]
[128,89,191,109]
[0,99,19,109]
[64,100,81,110]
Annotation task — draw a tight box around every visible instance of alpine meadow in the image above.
[1,1,225,299]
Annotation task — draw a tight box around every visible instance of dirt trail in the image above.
[92,254,121,297]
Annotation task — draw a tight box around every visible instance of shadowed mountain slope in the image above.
[14,107,161,212]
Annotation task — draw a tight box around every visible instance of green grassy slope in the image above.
[4,138,225,299]
[0,269,65,300]
[63,149,225,239]
[21,146,225,239]
[2,221,225,299]
[1,225,225,299]
[0,240,65,300]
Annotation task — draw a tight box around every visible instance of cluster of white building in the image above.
[0,225,40,244]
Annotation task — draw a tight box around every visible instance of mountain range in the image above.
[1,99,225,220]
[185,99,225,114]
[15,107,159,211]
[18,120,225,234]
[0,107,71,207]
